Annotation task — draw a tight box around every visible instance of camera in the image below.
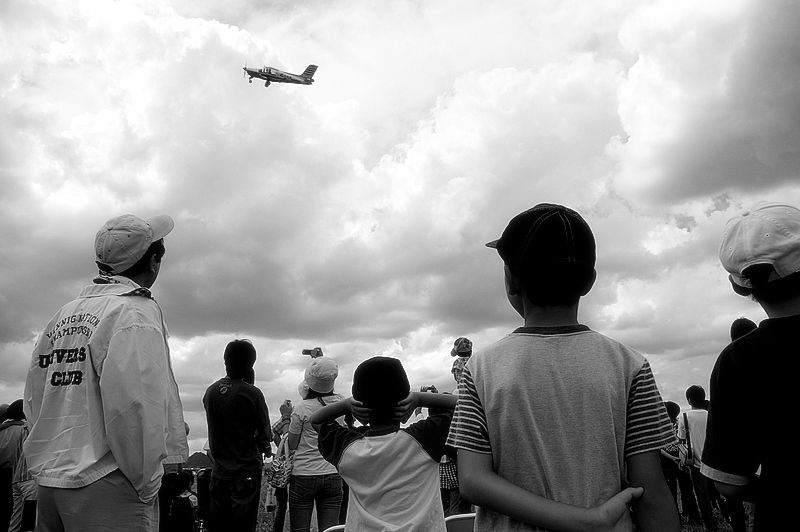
[302,347,323,358]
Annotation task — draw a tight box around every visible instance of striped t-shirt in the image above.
[446,325,675,532]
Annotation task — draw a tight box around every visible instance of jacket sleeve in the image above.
[100,323,172,503]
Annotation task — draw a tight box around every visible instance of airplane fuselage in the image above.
[243,65,316,87]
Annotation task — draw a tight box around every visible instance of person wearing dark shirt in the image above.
[703,202,800,532]
[203,339,270,532]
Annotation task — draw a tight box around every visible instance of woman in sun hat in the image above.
[287,357,345,532]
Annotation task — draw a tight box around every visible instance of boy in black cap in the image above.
[447,203,679,531]
[310,356,457,532]
[702,202,800,531]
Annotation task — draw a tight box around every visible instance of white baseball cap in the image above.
[95,214,174,275]
[719,202,800,288]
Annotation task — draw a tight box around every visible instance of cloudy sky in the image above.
[2,0,799,454]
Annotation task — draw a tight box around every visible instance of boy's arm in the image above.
[310,397,352,433]
[403,391,457,417]
[626,450,680,532]
[458,450,643,532]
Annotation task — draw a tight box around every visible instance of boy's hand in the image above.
[393,392,416,423]
[589,486,643,532]
[350,398,371,425]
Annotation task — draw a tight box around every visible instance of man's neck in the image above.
[760,293,800,319]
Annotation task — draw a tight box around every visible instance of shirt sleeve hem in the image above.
[700,464,750,486]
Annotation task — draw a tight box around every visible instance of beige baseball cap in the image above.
[95,214,174,275]
[719,202,800,288]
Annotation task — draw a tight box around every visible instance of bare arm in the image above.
[626,451,680,532]
[458,450,642,532]
[287,431,301,451]
[310,397,353,432]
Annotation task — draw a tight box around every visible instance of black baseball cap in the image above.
[487,203,596,272]
[352,356,410,408]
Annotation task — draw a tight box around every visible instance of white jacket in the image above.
[23,276,188,503]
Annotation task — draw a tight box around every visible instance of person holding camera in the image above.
[288,357,345,532]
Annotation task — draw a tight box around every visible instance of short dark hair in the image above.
[224,339,257,380]
[730,317,757,341]
[99,239,166,277]
[664,400,680,422]
[685,385,706,407]
[730,264,800,304]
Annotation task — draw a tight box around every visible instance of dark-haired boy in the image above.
[702,202,800,531]
[310,356,457,532]
[203,339,270,532]
[447,203,679,531]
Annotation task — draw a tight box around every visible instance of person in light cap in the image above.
[702,201,800,532]
[287,356,346,532]
[23,214,187,532]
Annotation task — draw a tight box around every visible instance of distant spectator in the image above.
[167,470,198,532]
[729,317,757,342]
[703,202,800,532]
[660,400,702,526]
[288,357,345,532]
[311,356,458,531]
[271,399,294,532]
[440,337,473,517]
[0,400,36,532]
[725,317,758,532]
[0,402,11,531]
[678,385,717,531]
[204,339,271,532]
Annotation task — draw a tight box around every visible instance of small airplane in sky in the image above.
[243,64,318,87]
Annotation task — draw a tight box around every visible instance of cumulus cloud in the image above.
[2,0,799,452]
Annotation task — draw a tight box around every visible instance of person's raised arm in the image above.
[458,450,643,532]
[310,397,353,433]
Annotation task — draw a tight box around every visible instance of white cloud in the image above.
[2,0,799,453]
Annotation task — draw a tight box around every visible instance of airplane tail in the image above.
[301,65,318,80]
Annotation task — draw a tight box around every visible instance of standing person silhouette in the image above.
[204,339,270,532]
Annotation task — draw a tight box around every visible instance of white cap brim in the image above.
[147,215,174,241]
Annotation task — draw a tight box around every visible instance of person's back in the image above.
[204,379,268,479]
[22,214,187,532]
[203,339,270,532]
[447,203,678,532]
[462,326,661,513]
[702,202,800,532]
[312,356,457,532]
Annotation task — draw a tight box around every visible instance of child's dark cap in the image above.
[486,203,596,273]
[352,356,410,408]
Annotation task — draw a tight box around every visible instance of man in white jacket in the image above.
[24,214,188,532]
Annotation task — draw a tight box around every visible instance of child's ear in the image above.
[504,265,526,318]
[504,265,522,295]
[579,269,597,296]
